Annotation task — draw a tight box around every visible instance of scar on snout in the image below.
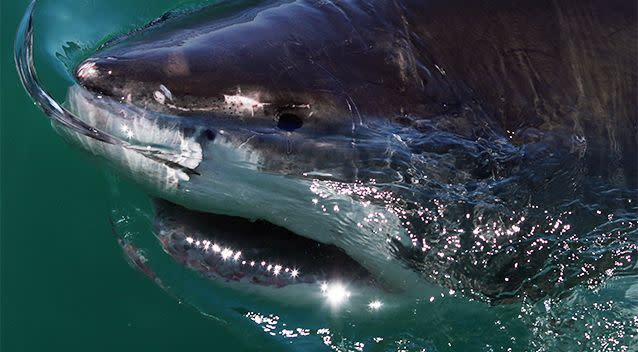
[154,90,166,104]
[77,61,99,79]
[154,84,174,104]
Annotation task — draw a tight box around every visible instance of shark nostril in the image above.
[202,129,216,141]
[277,113,303,132]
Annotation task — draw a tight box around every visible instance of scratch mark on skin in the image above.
[154,90,166,104]
[347,96,362,127]
[159,84,173,101]
[309,60,362,131]
[223,94,269,116]
[238,134,257,149]
[286,104,312,109]
[77,60,99,79]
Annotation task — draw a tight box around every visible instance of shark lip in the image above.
[154,200,376,289]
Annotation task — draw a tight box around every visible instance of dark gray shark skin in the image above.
[16,0,637,306]
[76,0,636,184]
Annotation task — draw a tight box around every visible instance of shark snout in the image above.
[75,56,164,101]
[75,57,131,100]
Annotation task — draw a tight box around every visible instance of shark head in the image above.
[62,2,450,300]
[16,0,637,320]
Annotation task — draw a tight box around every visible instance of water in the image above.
[3,1,638,351]
[2,1,274,351]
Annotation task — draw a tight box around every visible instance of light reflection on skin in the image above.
[309,178,637,304]
[120,124,135,139]
[164,175,634,309]
[154,175,634,319]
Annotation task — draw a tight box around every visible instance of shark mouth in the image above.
[153,199,376,291]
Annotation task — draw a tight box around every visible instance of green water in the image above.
[1,1,273,350]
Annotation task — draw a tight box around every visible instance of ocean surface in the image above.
[2,1,637,351]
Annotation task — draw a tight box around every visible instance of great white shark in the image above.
[16,0,637,316]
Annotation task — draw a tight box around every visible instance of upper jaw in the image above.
[75,55,355,138]
[65,82,410,184]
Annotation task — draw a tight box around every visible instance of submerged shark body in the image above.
[17,0,637,311]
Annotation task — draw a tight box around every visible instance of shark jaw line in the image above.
[151,199,384,307]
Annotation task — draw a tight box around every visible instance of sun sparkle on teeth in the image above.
[183,236,301,278]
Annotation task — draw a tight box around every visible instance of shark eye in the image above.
[277,112,303,131]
